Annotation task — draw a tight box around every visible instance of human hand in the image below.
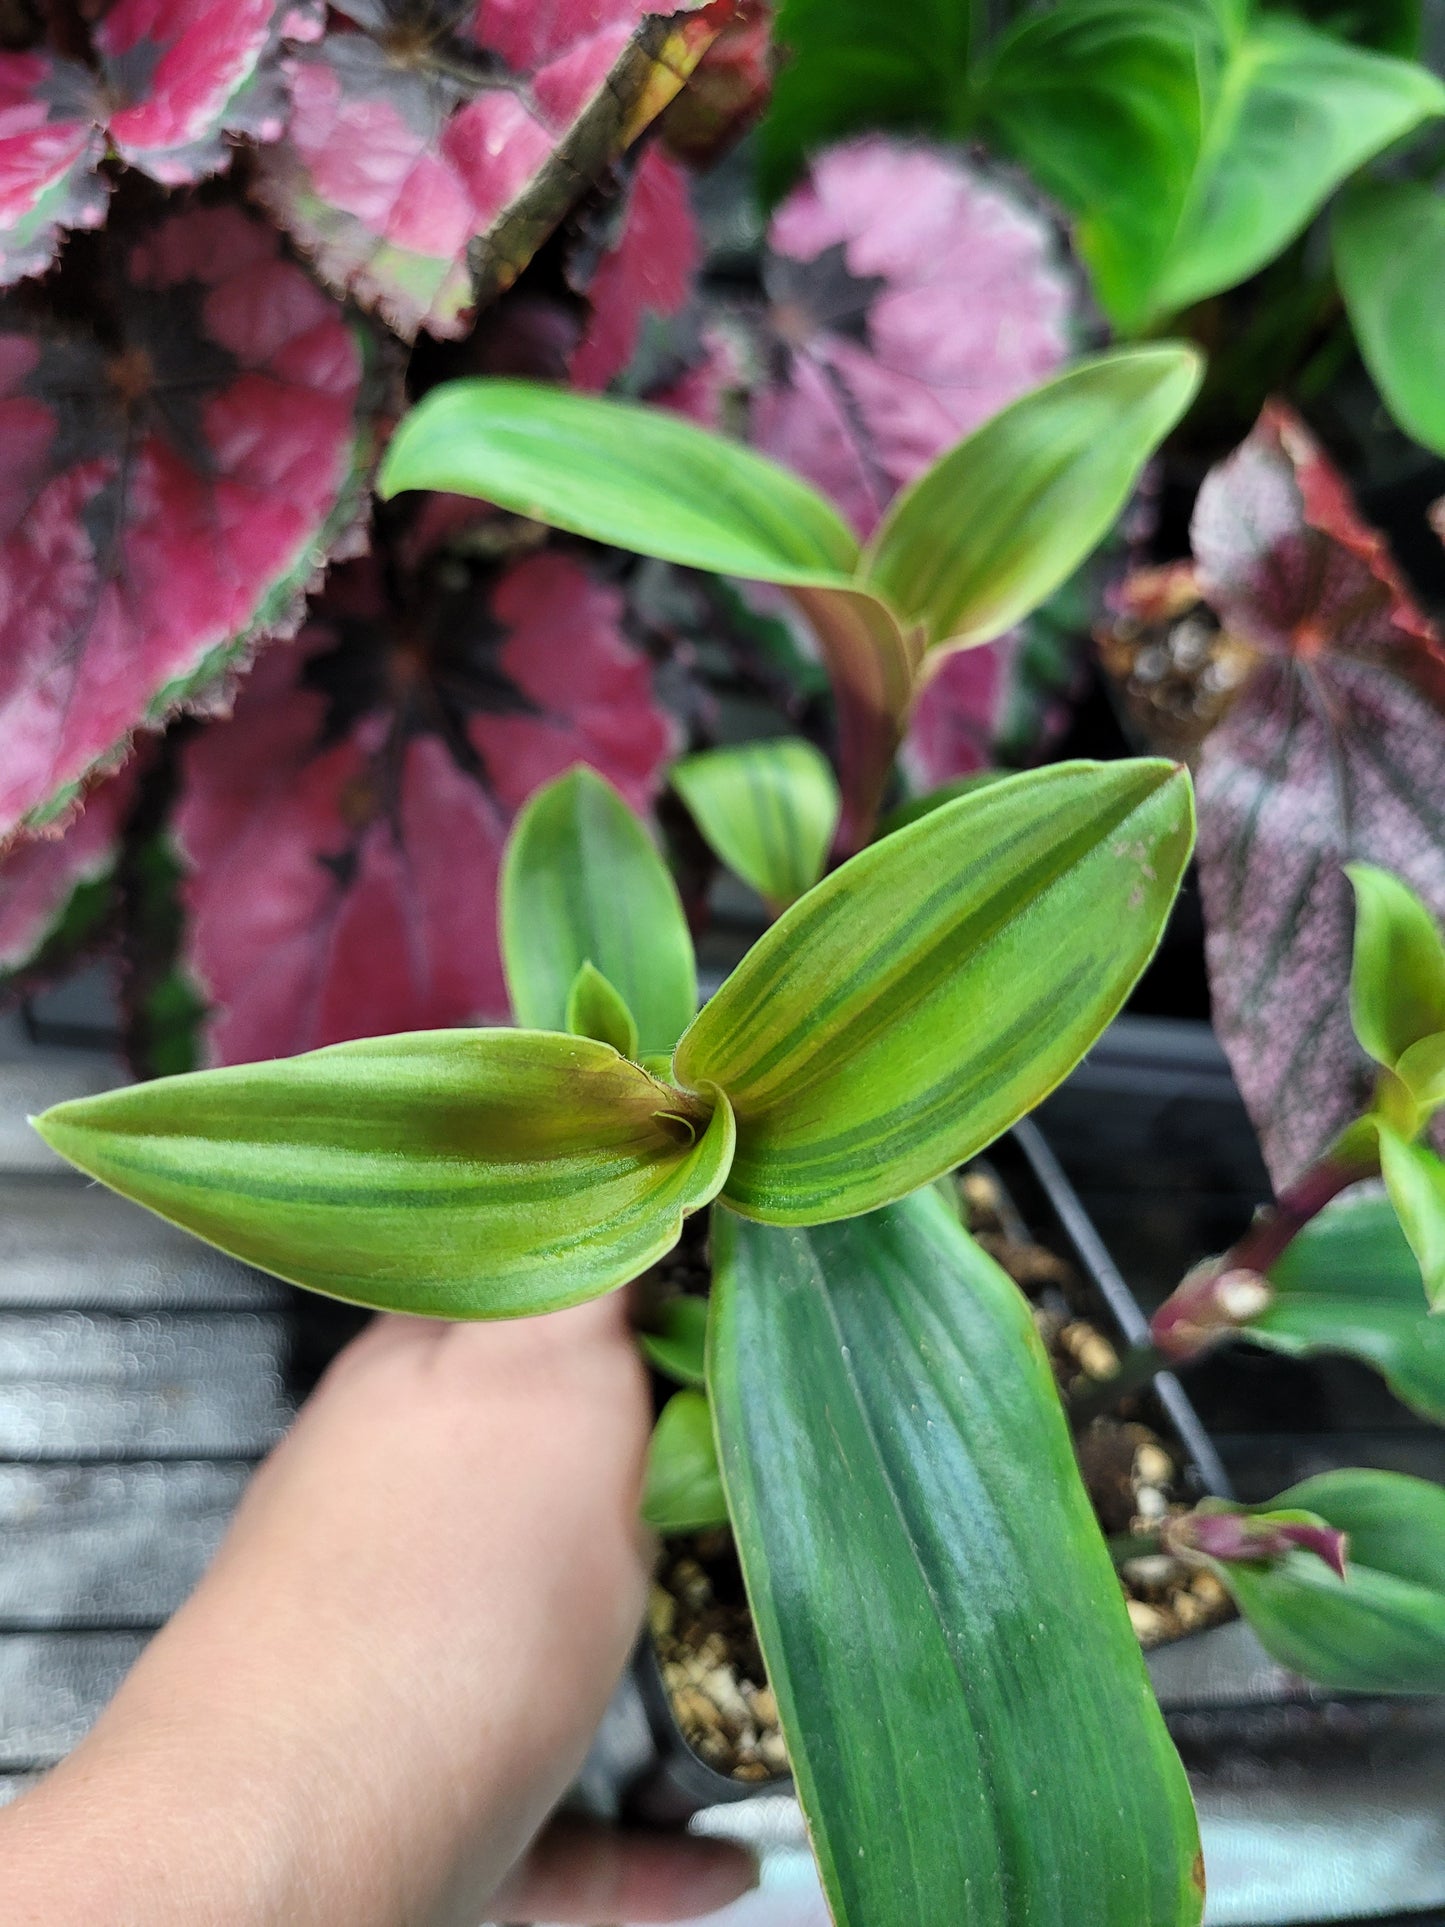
[0,1299,756,1926]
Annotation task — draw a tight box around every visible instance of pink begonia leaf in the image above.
[567,144,698,389]
[253,0,718,342]
[172,548,675,1065]
[0,49,107,286]
[0,5,319,286]
[95,0,323,185]
[1194,403,1445,1190]
[0,766,136,990]
[0,201,380,848]
[903,642,1013,789]
[752,135,1075,539]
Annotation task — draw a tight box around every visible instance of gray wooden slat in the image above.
[0,1051,124,1174]
[0,1463,249,1623]
[0,1175,285,1311]
[0,1312,292,1458]
[0,1633,147,1764]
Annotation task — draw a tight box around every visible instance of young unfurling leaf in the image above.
[1347,864,1445,1079]
[671,738,841,908]
[565,962,641,1060]
[1378,1127,1445,1310]
[502,767,696,1058]
[1175,1471,1445,1694]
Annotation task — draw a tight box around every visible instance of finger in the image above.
[489,1819,759,1923]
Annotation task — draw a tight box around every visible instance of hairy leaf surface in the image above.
[1251,1190,1445,1421]
[34,1030,735,1317]
[677,759,1194,1222]
[709,1193,1204,1927]
[1214,1470,1445,1693]
[503,765,696,1055]
[0,203,376,845]
[1193,404,1445,1187]
[254,1,714,341]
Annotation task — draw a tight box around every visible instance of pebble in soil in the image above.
[645,1167,1233,1782]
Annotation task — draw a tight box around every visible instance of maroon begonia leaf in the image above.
[566,144,698,390]
[254,0,718,342]
[1194,402,1445,1190]
[0,50,108,286]
[902,641,1014,790]
[0,5,320,286]
[0,766,136,994]
[751,135,1076,538]
[94,0,323,185]
[171,547,675,1065]
[0,201,380,847]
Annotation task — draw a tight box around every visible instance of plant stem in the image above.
[1225,1154,1370,1276]
[1106,1530,1163,1565]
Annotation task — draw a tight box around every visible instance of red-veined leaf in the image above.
[254,0,716,342]
[751,135,1075,537]
[1193,403,1445,1188]
[0,201,379,846]
[170,548,675,1065]
[0,767,135,992]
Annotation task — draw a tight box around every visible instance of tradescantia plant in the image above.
[33,755,1215,1924]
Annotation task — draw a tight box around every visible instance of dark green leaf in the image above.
[758,0,975,200]
[565,961,640,1059]
[862,347,1202,650]
[1379,1126,1445,1309]
[671,738,840,908]
[378,378,860,587]
[502,767,697,1057]
[984,3,1444,330]
[1346,862,1445,1070]
[638,1293,709,1387]
[642,1388,729,1532]
[1250,1189,1445,1422]
[32,1031,736,1318]
[709,1192,1203,1927]
[676,760,1194,1223]
[1215,1469,1445,1693]
[1335,179,1445,457]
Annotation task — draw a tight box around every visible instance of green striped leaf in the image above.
[31,1031,736,1319]
[676,759,1194,1223]
[502,767,697,1057]
[861,347,1202,651]
[709,1193,1204,1927]
[1335,179,1445,458]
[377,378,861,588]
[672,738,841,908]
[642,1387,729,1532]
[1250,1190,1445,1423]
[1214,1470,1445,1694]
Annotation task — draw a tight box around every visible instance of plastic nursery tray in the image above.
[624,1116,1229,1825]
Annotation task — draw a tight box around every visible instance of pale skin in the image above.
[0,1298,758,1926]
